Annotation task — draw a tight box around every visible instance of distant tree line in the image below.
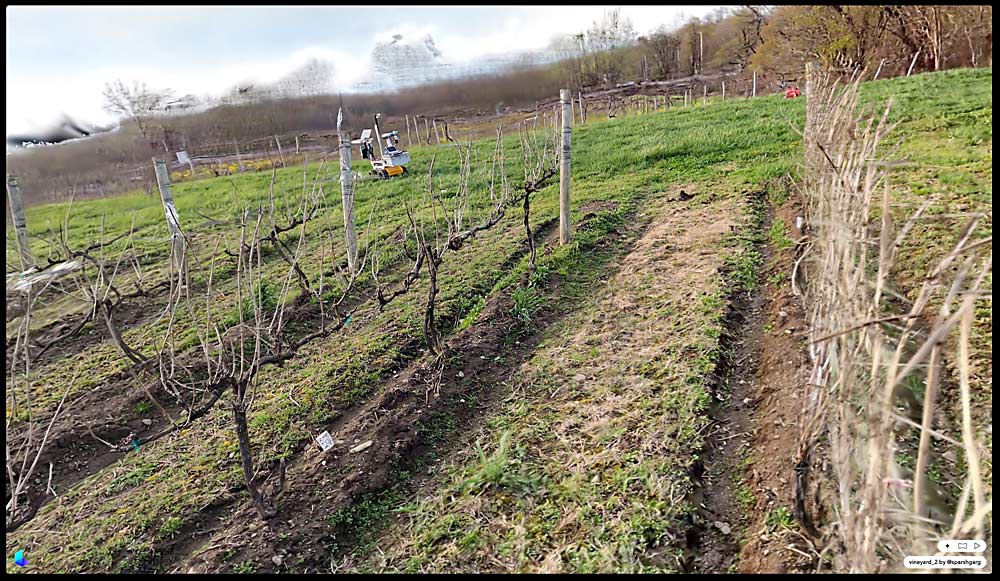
[553,5,991,89]
[6,5,991,207]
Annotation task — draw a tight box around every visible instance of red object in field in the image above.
[785,87,801,99]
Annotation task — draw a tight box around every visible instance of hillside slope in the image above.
[5,68,991,574]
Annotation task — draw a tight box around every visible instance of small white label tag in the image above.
[316,431,335,452]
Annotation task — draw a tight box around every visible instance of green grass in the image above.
[736,484,757,513]
[460,431,539,495]
[510,287,545,325]
[768,219,793,251]
[722,191,768,294]
[765,506,795,530]
[158,516,184,540]
[232,560,257,574]
[5,68,991,574]
[326,489,403,557]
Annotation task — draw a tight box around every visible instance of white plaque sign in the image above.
[316,430,335,452]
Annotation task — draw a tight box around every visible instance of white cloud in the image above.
[6,49,372,135]
[431,6,718,63]
[6,5,723,136]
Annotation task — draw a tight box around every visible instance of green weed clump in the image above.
[511,287,545,325]
[224,277,279,328]
[461,431,537,494]
[768,219,793,250]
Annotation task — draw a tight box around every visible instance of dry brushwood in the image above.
[799,64,991,572]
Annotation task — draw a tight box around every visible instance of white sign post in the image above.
[176,150,194,173]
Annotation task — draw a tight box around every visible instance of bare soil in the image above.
[683,191,769,573]
[736,191,823,573]
[683,186,825,574]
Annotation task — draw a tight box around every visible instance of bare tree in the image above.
[639,26,682,80]
[711,6,768,71]
[555,8,637,88]
[886,5,953,72]
[9,116,558,530]
[102,79,175,141]
[372,119,558,368]
[9,152,360,525]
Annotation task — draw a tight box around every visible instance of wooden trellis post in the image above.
[405,114,413,148]
[153,159,186,276]
[907,50,921,76]
[233,140,245,171]
[273,135,286,168]
[337,109,358,275]
[752,70,757,97]
[295,135,300,155]
[424,118,431,145]
[722,80,726,100]
[703,85,707,105]
[873,58,886,81]
[559,89,572,246]
[432,118,442,144]
[6,174,33,270]
[578,91,585,124]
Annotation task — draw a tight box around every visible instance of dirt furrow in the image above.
[683,190,769,573]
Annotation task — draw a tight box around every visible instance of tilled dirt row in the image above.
[5,244,430,532]
[169,212,621,573]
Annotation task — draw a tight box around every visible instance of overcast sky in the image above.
[6,5,722,136]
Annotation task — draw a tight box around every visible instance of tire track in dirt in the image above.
[737,187,824,573]
[685,183,821,574]
[683,189,768,573]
